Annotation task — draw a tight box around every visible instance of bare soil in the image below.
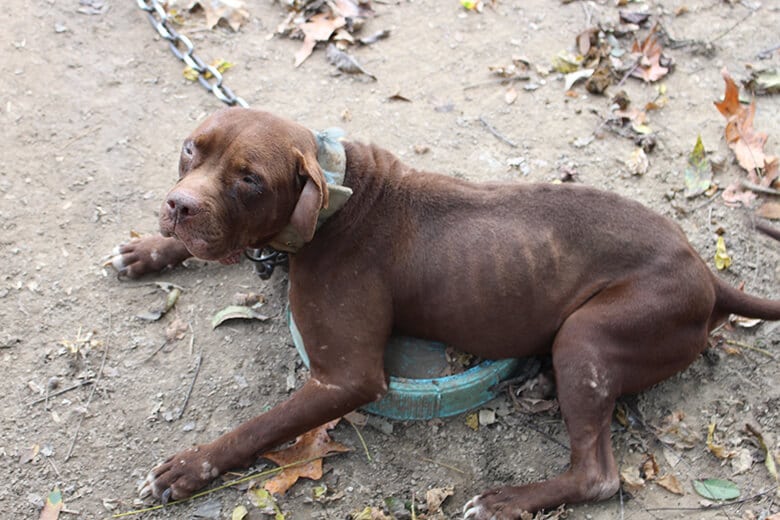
[2,1,779,519]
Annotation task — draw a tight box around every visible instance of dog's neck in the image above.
[268,129,353,253]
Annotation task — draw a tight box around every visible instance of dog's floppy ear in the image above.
[289,149,329,243]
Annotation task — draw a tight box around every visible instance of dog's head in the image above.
[159,108,329,262]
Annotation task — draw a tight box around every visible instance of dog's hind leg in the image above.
[464,278,712,519]
[464,312,620,519]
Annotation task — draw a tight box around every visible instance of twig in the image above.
[725,339,776,360]
[27,380,94,406]
[740,179,780,196]
[462,75,529,91]
[757,43,780,60]
[421,457,466,474]
[142,340,169,364]
[112,455,336,518]
[177,329,203,420]
[709,10,754,44]
[60,125,100,152]
[65,319,111,461]
[646,487,775,512]
[478,116,518,148]
[349,420,372,462]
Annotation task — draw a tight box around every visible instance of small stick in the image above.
[740,179,780,196]
[348,420,372,462]
[142,341,169,364]
[65,320,110,461]
[177,331,203,420]
[725,339,776,360]
[709,10,754,44]
[462,75,529,91]
[421,457,466,474]
[28,380,95,406]
[479,116,518,148]
[757,43,780,59]
[647,487,775,512]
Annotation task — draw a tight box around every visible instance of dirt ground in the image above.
[2,0,779,518]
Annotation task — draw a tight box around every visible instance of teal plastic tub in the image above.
[288,311,519,420]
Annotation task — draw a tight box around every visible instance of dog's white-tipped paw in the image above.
[463,495,493,519]
[138,470,156,499]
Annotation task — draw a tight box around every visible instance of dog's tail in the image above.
[714,280,780,321]
[711,221,780,321]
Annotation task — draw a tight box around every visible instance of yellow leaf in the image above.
[715,236,732,270]
[465,413,479,431]
[706,422,735,459]
[231,505,248,520]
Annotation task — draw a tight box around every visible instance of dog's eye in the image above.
[241,172,262,190]
[182,141,194,158]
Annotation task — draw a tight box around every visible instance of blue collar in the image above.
[269,128,353,253]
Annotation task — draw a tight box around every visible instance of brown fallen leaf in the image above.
[294,14,346,67]
[620,465,645,493]
[165,317,188,342]
[20,443,40,464]
[757,202,780,220]
[180,0,249,31]
[642,453,659,480]
[655,410,699,450]
[656,474,684,495]
[714,68,779,182]
[630,28,669,83]
[262,419,350,495]
[426,486,454,516]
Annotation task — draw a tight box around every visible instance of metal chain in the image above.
[136,0,248,107]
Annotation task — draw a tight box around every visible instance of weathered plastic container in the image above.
[288,311,519,420]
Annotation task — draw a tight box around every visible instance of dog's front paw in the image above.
[463,487,529,520]
[103,235,186,278]
[138,445,219,503]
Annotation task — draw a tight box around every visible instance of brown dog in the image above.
[109,108,779,518]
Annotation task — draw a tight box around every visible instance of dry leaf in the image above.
[745,424,779,489]
[426,486,454,515]
[714,68,778,179]
[620,465,645,493]
[165,317,188,342]
[656,474,684,495]
[642,453,659,480]
[626,147,649,175]
[262,419,350,495]
[351,507,392,520]
[715,236,732,271]
[325,44,376,79]
[465,412,479,431]
[38,489,63,520]
[294,14,346,67]
[757,202,780,220]
[656,410,699,450]
[179,0,249,31]
[706,422,735,459]
[630,29,669,82]
[20,443,40,464]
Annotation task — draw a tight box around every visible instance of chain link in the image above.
[136,0,249,107]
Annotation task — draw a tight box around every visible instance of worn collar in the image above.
[269,128,353,253]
